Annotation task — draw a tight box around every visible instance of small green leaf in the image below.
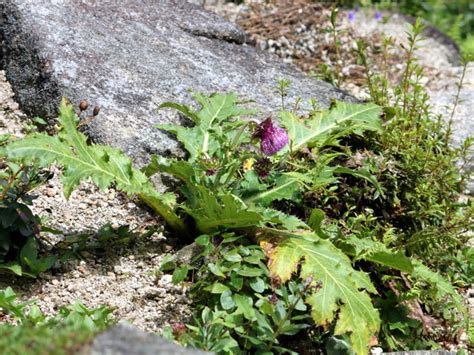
[0,263,23,276]
[308,209,330,238]
[172,265,189,284]
[233,294,255,320]
[237,266,264,277]
[220,290,235,310]
[208,263,226,278]
[206,282,229,294]
[223,250,242,263]
[250,277,266,293]
[195,235,210,246]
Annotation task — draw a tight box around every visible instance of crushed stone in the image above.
[0,70,191,333]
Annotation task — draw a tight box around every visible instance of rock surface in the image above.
[85,323,210,355]
[0,0,353,166]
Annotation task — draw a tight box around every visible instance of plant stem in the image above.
[266,294,302,351]
[445,59,468,146]
[0,165,24,201]
[213,122,250,189]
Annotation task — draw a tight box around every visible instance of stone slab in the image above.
[85,323,211,355]
[0,0,354,166]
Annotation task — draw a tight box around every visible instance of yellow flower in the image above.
[243,158,255,172]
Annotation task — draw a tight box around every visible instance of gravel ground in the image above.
[0,70,192,333]
[0,0,473,348]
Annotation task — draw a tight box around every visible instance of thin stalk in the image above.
[330,8,341,86]
[213,122,251,189]
[445,60,468,146]
[0,165,24,201]
[266,294,303,351]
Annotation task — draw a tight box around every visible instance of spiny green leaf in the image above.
[333,166,384,198]
[260,208,308,230]
[6,99,147,197]
[412,260,465,313]
[5,98,187,235]
[158,102,200,123]
[244,174,302,207]
[338,235,414,273]
[259,231,380,355]
[157,93,254,161]
[185,186,262,233]
[280,102,382,152]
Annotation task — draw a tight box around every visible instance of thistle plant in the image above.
[1,91,466,353]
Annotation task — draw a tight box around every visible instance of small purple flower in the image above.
[171,323,187,338]
[268,293,278,304]
[348,10,356,22]
[253,117,288,155]
[374,11,382,21]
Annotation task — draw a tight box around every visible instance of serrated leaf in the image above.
[158,102,200,123]
[185,186,262,233]
[245,174,302,207]
[411,260,464,313]
[259,230,380,355]
[5,98,187,235]
[157,93,254,161]
[260,208,309,230]
[334,166,384,198]
[280,102,381,151]
[338,235,414,273]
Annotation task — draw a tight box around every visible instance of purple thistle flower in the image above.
[375,11,382,21]
[253,117,288,155]
[348,10,356,22]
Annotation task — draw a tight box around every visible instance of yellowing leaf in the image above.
[259,230,380,355]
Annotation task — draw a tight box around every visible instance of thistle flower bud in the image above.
[253,117,288,156]
[79,100,89,111]
[93,106,100,116]
[254,157,272,178]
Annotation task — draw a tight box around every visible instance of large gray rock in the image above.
[86,323,210,355]
[0,0,353,166]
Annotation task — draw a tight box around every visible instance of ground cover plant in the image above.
[0,287,113,354]
[2,79,471,352]
[0,11,472,355]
